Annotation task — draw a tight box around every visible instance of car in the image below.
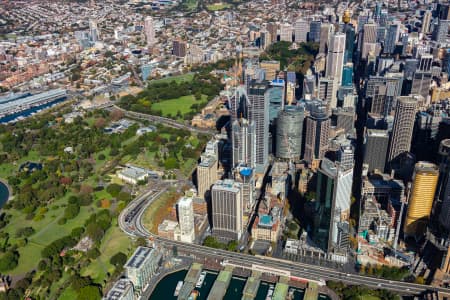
[377,283,382,287]
[346,273,351,277]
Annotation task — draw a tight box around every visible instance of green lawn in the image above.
[360,296,381,300]
[81,221,131,284]
[207,2,231,10]
[0,150,40,180]
[152,95,207,117]
[150,73,194,85]
[58,286,78,300]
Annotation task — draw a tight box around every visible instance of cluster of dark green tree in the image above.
[327,281,401,300]
[259,41,319,74]
[358,263,410,281]
[118,72,223,118]
[203,236,238,251]
[0,110,137,214]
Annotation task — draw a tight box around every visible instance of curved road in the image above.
[118,187,450,296]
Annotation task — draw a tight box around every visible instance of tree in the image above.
[64,203,80,220]
[110,252,127,267]
[106,183,122,197]
[0,251,19,272]
[77,285,101,300]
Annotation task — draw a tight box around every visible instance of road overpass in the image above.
[118,187,450,296]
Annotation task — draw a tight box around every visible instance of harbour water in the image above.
[149,270,330,300]
[0,97,67,123]
[0,181,9,209]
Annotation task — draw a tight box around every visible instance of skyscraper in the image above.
[294,18,309,43]
[319,23,334,54]
[232,118,256,168]
[404,162,439,238]
[314,158,353,253]
[319,76,338,109]
[197,155,218,199]
[422,10,432,34]
[144,16,155,47]
[304,103,330,164]
[384,23,400,54]
[309,21,322,42]
[89,19,100,43]
[387,96,418,166]
[211,179,243,242]
[434,19,450,44]
[275,105,304,160]
[362,23,378,59]
[439,140,450,231]
[172,40,186,57]
[286,71,296,104]
[248,80,270,172]
[266,23,278,43]
[178,196,195,243]
[279,23,293,42]
[326,33,346,85]
[364,129,389,173]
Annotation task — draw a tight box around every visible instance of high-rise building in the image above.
[434,19,450,44]
[337,145,354,170]
[177,196,195,243]
[294,19,309,43]
[280,23,293,42]
[309,21,322,42]
[314,158,353,253]
[384,23,400,54]
[411,71,432,99]
[388,96,418,166]
[275,105,304,160]
[232,119,256,168]
[319,23,334,54]
[439,140,450,231]
[211,179,243,242]
[247,80,270,171]
[303,74,315,98]
[266,23,278,43]
[144,16,156,47]
[362,23,378,59]
[326,33,346,85]
[286,71,296,104]
[234,166,255,213]
[89,19,100,43]
[404,162,439,237]
[319,76,338,109]
[422,10,432,34]
[332,107,354,133]
[304,103,330,164]
[343,24,355,63]
[364,129,389,173]
[260,61,280,81]
[172,40,187,57]
[342,64,353,87]
[197,155,218,199]
[260,30,272,50]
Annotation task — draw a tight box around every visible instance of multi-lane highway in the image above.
[119,185,450,296]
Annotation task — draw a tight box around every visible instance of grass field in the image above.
[142,189,180,233]
[58,286,78,300]
[152,95,207,117]
[81,221,131,284]
[150,73,194,85]
[206,2,231,10]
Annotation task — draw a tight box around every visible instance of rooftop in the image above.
[125,246,154,270]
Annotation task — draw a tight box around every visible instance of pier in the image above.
[207,265,233,300]
[241,271,261,300]
[178,263,202,300]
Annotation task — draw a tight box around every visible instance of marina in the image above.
[0,89,68,123]
[149,268,331,300]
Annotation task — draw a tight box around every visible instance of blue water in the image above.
[0,181,9,209]
[0,97,67,123]
[149,270,330,300]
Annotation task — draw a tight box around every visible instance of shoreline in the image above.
[0,178,12,202]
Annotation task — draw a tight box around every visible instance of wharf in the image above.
[178,263,202,300]
[207,265,233,300]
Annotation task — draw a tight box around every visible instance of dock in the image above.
[178,263,203,300]
[273,282,289,300]
[241,271,261,300]
[304,282,319,300]
[207,265,233,300]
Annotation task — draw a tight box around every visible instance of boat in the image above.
[287,288,295,300]
[188,290,200,300]
[265,285,274,300]
[195,271,206,288]
[174,280,183,296]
